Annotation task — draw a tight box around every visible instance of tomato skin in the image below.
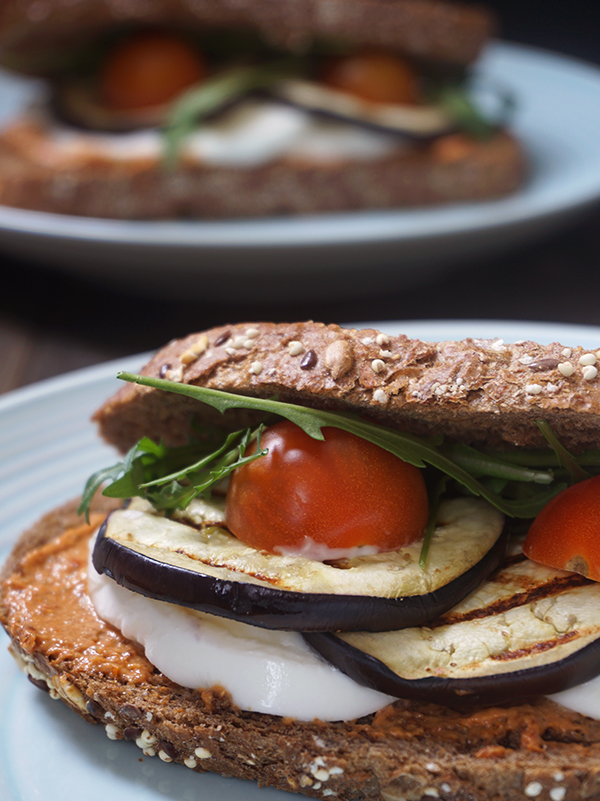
[99,31,207,110]
[225,421,429,556]
[524,475,600,580]
[321,51,419,105]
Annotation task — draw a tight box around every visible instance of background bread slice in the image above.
[0,116,524,218]
[95,321,600,453]
[2,495,600,800]
[0,0,495,71]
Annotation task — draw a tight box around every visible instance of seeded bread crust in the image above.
[0,117,525,219]
[3,497,600,801]
[95,321,600,453]
[0,0,494,71]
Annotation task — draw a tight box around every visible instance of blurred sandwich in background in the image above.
[0,0,525,218]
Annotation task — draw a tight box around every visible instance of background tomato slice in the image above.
[321,51,420,105]
[524,474,600,580]
[225,420,429,556]
[99,31,207,111]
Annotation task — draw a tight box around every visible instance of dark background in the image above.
[2,0,600,391]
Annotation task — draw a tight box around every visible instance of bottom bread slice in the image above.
[0,116,525,219]
[2,497,600,801]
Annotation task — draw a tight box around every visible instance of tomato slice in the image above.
[523,474,600,580]
[225,421,429,557]
[99,31,207,111]
[320,51,420,105]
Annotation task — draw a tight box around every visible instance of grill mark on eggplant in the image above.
[171,547,285,586]
[429,572,592,629]
[489,631,579,662]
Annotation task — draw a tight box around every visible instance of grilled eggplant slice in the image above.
[305,551,600,706]
[270,79,454,137]
[92,496,506,632]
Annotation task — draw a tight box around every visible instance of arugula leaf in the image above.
[419,476,448,569]
[78,421,267,519]
[113,372,568,519]
[536,419,591,483]
[163,58,307,167]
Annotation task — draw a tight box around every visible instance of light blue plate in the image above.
[2,319,600,800]
[1,43,600,300]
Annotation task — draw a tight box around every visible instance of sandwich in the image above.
[0,0,525,218]
[3,321,600,800]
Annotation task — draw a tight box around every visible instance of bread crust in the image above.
[94,321,600,453]
[0,0,494,68]
[0,115,525,218]
[3,496,600,800]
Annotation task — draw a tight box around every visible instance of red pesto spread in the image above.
[3,517,600,753]
[2,517,153,684]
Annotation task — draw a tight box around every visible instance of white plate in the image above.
[1,318,600,800]
[1,43,600,300]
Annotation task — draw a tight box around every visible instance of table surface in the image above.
[2,0,600,396]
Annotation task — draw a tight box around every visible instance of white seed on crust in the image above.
[583,365,598,381]
[525,384,543,395]
[288,341,304,356]
[376,333,390,346]
[249,361,263,375]
[558,362,574,377]
[562,348,572,358]
[245,328,260,339]
[231,335,249,349]
[371,359,385,374]
[181,334,209,364]
[158,750,173,763]
[184,757,197,769]
[579,353,597,366]
[525,782,543,797]
[195,747,212,759]
[550,789,566,801]
[105,723,119,740]
[373,389,388,404]
[140,730,157,747]
[325,339,354,379]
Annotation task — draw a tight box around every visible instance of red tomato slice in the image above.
[321,51,419,105]
[225,421,429,556]
[99,31,207,111]
[524,474,600,580]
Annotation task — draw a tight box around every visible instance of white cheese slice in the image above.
[87,533,394,721]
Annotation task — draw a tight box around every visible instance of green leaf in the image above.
[162,58,307,167]
[440,443,554,484]
[419,476,448,569]
[536,420,591,483]
[114,372,559,518]
[78,462,124,522]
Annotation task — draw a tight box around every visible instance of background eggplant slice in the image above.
[304,553,600,705]
[93,497,506,631]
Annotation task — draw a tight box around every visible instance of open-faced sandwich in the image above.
[0,0,525,218]
[4,321,600,800]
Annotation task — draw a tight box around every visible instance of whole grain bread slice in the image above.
[94,321,600,454]
[0,0,494,71]
[0,117,524,218]
[2,497,600,801]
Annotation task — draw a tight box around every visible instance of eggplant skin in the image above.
[303,629,600,711]
[92,516,508,632]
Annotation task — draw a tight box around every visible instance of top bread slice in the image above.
[94,321,600,454]
[0,0,494,72]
